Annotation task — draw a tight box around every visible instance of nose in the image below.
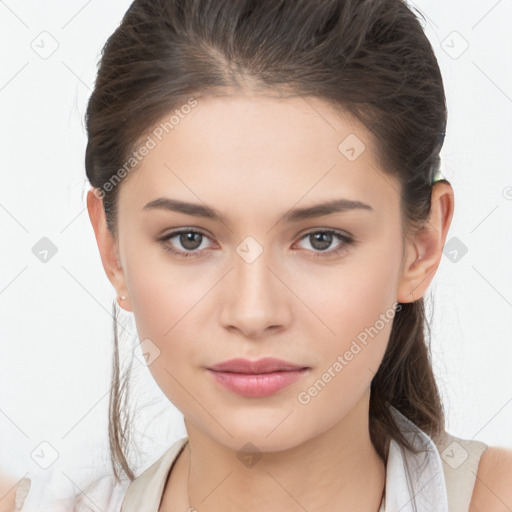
[218,245,292,339]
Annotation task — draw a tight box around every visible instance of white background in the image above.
[0,0,511,501]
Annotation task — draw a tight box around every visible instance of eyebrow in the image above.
[142,197,374,223]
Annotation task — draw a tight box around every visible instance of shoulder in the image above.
[11,472,130,512]
[469,446,512,512]
[74,474,131,512]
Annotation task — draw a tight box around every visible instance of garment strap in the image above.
[121,438,188,512]
[435,431,488,512]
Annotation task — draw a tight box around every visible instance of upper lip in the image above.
[207,357,307,374]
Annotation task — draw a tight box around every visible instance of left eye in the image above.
[158,229,354,258]
[294,230,353,256]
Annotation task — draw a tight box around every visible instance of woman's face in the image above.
[112,94,414,452]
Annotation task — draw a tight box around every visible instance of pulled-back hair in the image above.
[85,0,447,483]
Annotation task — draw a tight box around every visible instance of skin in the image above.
[83,93,509,511]
[0,473,18,512]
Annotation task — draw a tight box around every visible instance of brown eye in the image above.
[158,229,212,258]
[295,230,354,258]
[178,231,203,250]
[309,232,334,251]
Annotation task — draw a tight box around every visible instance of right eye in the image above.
[158,229,214,258]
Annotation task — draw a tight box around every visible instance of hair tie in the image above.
[431,167,445,184]
[431,155,445,184]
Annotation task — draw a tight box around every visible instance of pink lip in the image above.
[206,358,310,397]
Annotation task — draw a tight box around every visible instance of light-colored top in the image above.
[15,406,488,512]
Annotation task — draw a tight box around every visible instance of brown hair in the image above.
[85,0,447,483]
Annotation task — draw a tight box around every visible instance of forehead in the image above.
[118,94,401,219]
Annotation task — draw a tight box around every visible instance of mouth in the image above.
[207,357,308,373]
[206,358,310,397]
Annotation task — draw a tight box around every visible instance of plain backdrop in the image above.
[1,0,511,498]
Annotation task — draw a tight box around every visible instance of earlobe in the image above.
[396,181,455,303]
[87,188,132,311]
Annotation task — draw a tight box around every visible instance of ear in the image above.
[86,188,133,312]
[397,181,455,303]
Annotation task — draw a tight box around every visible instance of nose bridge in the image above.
[219,235,291,336]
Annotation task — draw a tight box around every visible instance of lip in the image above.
[207,357,307,373]
[206,358,310,397]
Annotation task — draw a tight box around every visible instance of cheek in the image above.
[302,250,400,340]
[294,241,402,387]
[294,273,398,422]
[124,248,211,340]
[123,257,209,410]
[122,250,220,376]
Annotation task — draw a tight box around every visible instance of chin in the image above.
[197,410,316,454]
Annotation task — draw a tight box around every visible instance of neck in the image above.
[162,390,386,512]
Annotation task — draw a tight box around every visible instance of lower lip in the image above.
[207,368,310,397]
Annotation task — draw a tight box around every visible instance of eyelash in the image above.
[157,229,355,259]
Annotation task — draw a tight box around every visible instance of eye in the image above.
[157,228,355,259]
[294,230,354,258]
[158,229,213,258]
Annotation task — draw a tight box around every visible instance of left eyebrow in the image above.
[142,197,374,224]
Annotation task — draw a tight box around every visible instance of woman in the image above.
[13,0,512,510]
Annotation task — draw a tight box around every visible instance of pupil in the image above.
[181,232,201,250]
[311,232,332,251]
